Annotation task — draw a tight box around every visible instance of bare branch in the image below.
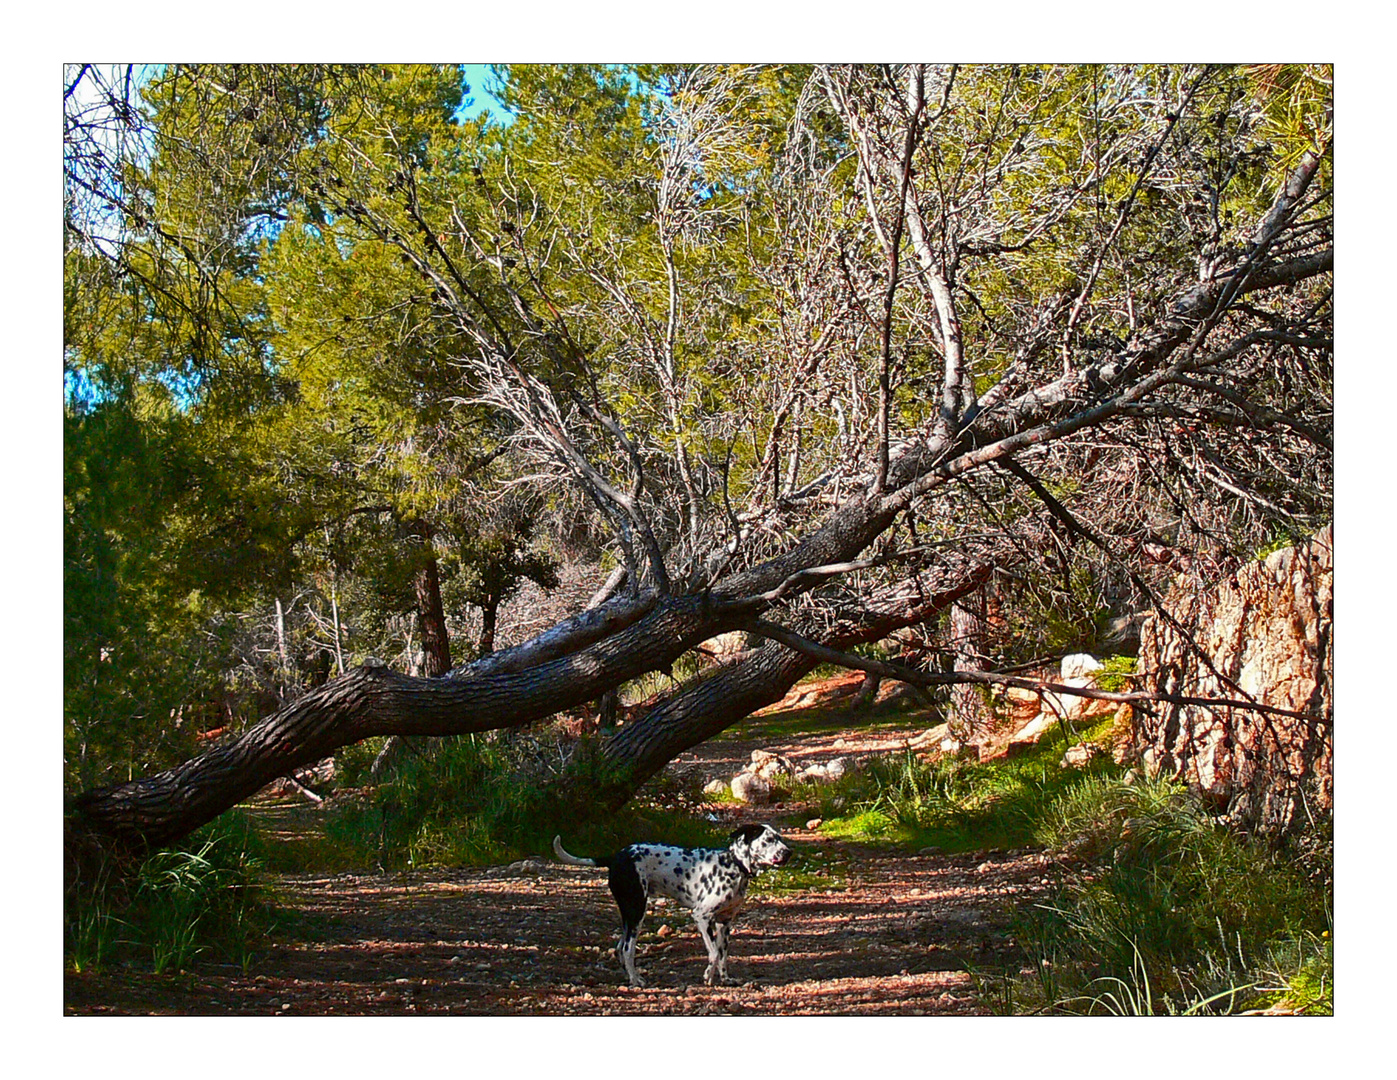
[745,619,1324,724]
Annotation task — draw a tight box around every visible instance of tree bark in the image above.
[72,594,734,848]
[582,564,993,806]
[948,592,992,738]
[478,597,499,656]
[371,523,453,777]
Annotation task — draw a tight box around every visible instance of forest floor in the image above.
[64,675,1056,1016]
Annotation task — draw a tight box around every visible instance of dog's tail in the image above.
[553,835,603,867]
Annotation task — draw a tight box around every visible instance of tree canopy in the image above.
[63,63,1332,849]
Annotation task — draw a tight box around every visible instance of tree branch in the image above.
[744,619,1324,724]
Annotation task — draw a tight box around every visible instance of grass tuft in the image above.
[1011,772,1330,1014]
[65,812,279,974]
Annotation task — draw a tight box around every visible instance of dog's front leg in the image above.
[712,920,732,984]
[693,911,725,986]
[695,911,737,986]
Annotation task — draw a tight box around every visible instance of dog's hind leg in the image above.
[617,920,645,987]
[608,859,648,987]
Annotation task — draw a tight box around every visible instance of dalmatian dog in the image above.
[552,824,792,987]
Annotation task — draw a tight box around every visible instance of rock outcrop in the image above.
[1132,525,1332,835]
[1004,654,1120,757]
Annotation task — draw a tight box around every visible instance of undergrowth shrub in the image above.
[65,812,278,974]
[322,730,725,870]
[1013,773,1331,1014]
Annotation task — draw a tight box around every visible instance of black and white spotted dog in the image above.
[552,825,792,987]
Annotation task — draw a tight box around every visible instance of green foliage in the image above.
[65,813,279,974]
[1093,655,1136,693]
[1247,65,1333,175]
[321,731,726,870]
[63,392,291,788]
[811,714,1121,853]
[1014,773,1330,1014]
[64,64,524,786]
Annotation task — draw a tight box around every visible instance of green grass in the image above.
[1093,655,1137,693]
[65,812,280,974]
[749,835,853,898]
[1256,931,1332,1014]
[815,806,900,842]
[750,865,848,899]
[808,714,1122,854]
[1008,771,1331,1014]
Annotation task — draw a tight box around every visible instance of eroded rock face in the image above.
[1134,525,1332,835]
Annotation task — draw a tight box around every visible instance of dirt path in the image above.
[65,841,1050,1015]
[65,680,1052,1016]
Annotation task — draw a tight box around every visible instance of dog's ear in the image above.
[730,824,765,845]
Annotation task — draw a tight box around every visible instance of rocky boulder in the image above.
[1005,653,1118,756]
[729,771,771,805]
[748,749,797,782]
[1061,742,1104,769]
[797,756,851,784]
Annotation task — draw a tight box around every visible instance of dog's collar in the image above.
[730,847,755,876]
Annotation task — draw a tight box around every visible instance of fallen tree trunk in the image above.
[71,594,733,849]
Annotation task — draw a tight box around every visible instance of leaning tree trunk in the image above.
[71,594,731,850]
[581,565,993,808]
